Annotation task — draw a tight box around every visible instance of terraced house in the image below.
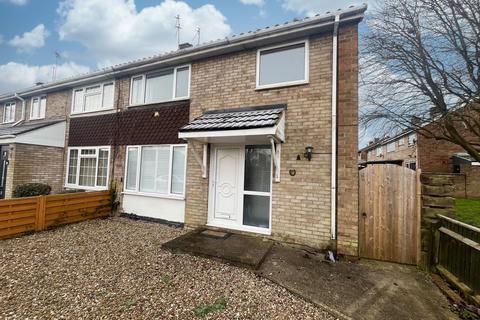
[0,4,366,256]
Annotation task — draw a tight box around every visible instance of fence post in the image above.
[35,195,46,231]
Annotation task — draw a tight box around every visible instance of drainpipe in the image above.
[331,14,340,240]
[12,93,25,126]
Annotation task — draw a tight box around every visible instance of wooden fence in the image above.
[436,214,480,300]
[0,191,112,240]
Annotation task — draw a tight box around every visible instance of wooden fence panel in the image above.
[0,197,38,239]
[0,191,111,240]
[437,215,480,297]
[359,164,419,265]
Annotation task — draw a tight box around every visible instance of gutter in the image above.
[12,93,25,126]
[331,14,340,240]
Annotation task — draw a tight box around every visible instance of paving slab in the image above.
[162,228,273,269]
[256,244,458,320]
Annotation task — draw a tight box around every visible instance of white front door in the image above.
[209,144,272,234]
[213,147,242,221]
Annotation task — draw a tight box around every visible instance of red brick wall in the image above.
[336,23,360,256]
[417,133,464,172]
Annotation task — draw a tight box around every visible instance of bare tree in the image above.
[361,0,480,160]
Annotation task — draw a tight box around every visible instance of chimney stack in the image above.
[179,42,193,50]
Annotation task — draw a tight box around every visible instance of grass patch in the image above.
[161,275,171,285]
[454,198,480,227]
[193,298,227,317]
[123,299,137,309]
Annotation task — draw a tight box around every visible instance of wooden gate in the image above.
[359,164,420,265]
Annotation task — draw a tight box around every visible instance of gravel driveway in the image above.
[0,217,333,320]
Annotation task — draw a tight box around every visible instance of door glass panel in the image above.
[243,195,270,228]
[243,145,271,229]
[244,145,271,192]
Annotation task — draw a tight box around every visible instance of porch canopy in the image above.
[0,120,66,147]
[178,104,286,180]
[178,104,286,144]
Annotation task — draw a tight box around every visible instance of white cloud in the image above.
[240,0,264,5]
[9,24,50,53]
[0,62,90,93]
[7,0,28,5]
[57,0,232,67]
[281,0,367,16]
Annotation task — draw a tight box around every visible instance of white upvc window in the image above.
[30,96,46,120]
[376,146,383,157]
[129,65,191,106]
[256,40,309,90]
[124,144,187,198]
[71,81,115,114]
[408,133,417,145]
[3,102,16,123]
[387,142,396,153]
[66,146,111,190]
[398,137,405,146]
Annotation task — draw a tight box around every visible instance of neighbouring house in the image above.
[0,4,366,255]
[0,91,67,198]
[359,121,480,199]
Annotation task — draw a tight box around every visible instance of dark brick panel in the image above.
[68,102,189,147]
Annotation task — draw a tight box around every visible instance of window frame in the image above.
[30,95,47,120]
[408,134,417,145]
[256,39,309,90]
[123,144,188,199]
[65,146,111,190]
[376,146,383,157]
[70,81,115,115]
[129,64,191,107]
[387,142,396,153]
[3,102,16,124]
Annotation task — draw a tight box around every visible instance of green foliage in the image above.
[12,183,51,198]
[123,299,137,309]
[193,298,227,317]
[455,198,480,227]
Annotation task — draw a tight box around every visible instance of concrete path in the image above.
[257,244,458,320]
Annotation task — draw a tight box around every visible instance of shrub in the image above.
[12,183,51,198]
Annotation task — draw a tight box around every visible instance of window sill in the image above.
[29,117,45,121]
[70,107,115,117]
[255,80,309,91]
[122,191,185,200]
[2,121,14,124]
[127,97,190,108]
[64,185,108,191]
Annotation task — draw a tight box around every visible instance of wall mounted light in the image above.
[304,146,314,161]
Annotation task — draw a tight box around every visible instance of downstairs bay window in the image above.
[66,147,111,190]
[124,145,187,198]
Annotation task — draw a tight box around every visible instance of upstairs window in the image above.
[398,137,405,146]
[30,96,46,120]
[387,142,396,153]
[408,134,417,145]
[256,40,309,89]
[376,147,383,157]
[3,102,16,123]
[130,65,190,106]
[72,81,114,114]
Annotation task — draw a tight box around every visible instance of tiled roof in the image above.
[0,120,64,137]
[180,104,286,132]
